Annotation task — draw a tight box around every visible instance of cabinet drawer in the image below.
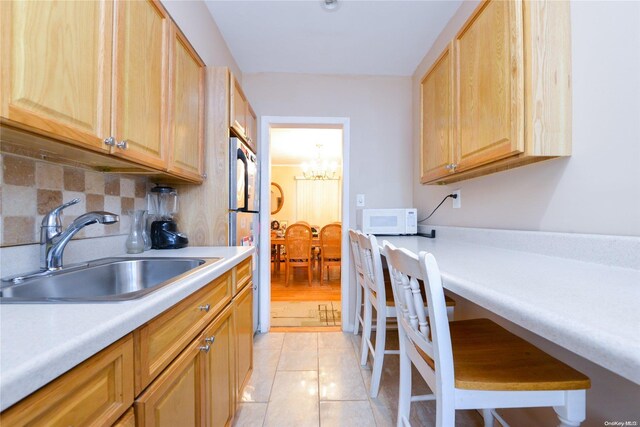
[135,272,232,394]
[235,257,252,294]
[0,335,134,427]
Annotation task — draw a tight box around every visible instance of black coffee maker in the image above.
[147,185,188,249]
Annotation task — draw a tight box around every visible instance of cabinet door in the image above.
[135,340,205,427]
[454,0,524,172]
[0,335,134,426]
[168,26,205,182]
[0,0,112,152]
[113,407,136,427]
[245,104,257,154]
[203,305,234,427]
[234,284,253,400]
[112,0,169,169]
[420,43,454,183]
[229,75,247,139]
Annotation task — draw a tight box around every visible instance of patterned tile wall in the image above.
[0,154,150,247]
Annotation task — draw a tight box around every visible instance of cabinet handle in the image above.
[198,304,210,312]
[205,336,215,344]
[445,163,458,172]
[198,344,210,353]
[104,137,128,150]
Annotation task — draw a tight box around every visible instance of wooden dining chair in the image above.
[348,229,366,335]
[284,223,313,287]
[319,223,341,285]
[382,241,591,427]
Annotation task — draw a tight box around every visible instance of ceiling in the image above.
[270,128,342,166]
[205,0,462,76]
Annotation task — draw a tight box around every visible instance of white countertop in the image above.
[0,246,254,411]
[380,235,640,385]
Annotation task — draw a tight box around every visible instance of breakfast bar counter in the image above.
[379,233,640,385]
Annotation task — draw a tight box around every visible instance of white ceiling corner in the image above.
[204,0,462,76]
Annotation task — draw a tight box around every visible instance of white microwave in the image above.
[356,208,418,235]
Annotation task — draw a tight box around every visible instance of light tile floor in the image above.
[234,331,484,426]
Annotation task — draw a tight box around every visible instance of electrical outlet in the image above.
[452,189,461,208]
[356,194,365,207]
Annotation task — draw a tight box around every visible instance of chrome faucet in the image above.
[41,198,119,271]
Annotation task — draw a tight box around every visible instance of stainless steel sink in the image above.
[0,257,220,303]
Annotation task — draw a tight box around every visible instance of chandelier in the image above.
[301,144,339,180]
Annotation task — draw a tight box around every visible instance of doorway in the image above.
[258,117,350,333]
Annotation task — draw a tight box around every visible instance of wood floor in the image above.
[270,262,341,302]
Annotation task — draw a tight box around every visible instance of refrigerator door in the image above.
[229,211,254,246]
[230,137,259,213]
[229,211,260,333]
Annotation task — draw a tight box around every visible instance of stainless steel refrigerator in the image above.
[229,137,260,332]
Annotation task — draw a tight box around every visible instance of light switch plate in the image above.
[356,194,365,207]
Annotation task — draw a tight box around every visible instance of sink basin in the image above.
[0,257,220,303]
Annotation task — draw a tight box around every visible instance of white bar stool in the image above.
[349,229,366,335]
[382,241,591,427]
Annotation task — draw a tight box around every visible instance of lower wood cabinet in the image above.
[0,258,254,427]
[204,305,235,427]
[0,335,134,427]
[134,338,206,427]
[113,408,137,427]
[234,284,254,401]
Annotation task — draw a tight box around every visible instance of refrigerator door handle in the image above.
[237,148,249,211]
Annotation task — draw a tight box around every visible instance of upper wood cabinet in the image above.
[0,0,113,152]
[420,0,571,185]
[1,0,205,183]
[168,27,205,182]
[454,0,524,173]
[111,0,170,170]
[229,74,257,153]
[420,43,454,184]
[246,104,257,151]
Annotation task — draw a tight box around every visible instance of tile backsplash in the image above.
[0,154,150,247]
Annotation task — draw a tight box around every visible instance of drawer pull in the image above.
[198,344,210,353]
[198,304,210,312]
[204,336,215,344]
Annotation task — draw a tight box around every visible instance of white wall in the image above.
[243,73,414,228]
[412,0,640,237]
[161,0,242,79]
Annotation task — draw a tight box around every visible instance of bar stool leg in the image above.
[360,295,373,366]
[354,281,362,335]
[370,307,386,397]
[482,408,493,426]
[554,390,586,427]
[396,344,412,427]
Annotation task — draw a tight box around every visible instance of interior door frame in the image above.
[258,116,351,333]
